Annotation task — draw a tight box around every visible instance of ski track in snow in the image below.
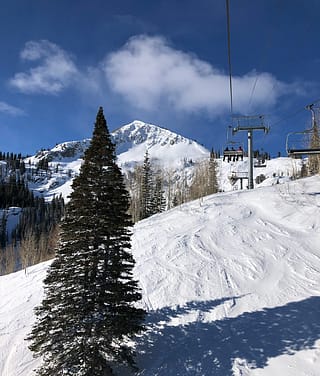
[1,175,320,375]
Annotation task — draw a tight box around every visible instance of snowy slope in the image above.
[1,175,319,376]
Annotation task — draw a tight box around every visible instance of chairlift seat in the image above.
[286,128,320,157]
[254,158,266,167]
[229,171,248,178]
[288,148,320,156]
[223,149,244,157]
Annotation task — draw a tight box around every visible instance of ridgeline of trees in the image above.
[0,176,34,208]
[0,152,65,275]
[0,151,27,173]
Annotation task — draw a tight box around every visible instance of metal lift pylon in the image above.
[232,115,269,189]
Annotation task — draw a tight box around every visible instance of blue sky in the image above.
[1,0,320,157]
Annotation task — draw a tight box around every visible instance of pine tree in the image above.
[208,149,219,195]
[140,150,153,219]
[152,173,166,214]
[28,107,145,376]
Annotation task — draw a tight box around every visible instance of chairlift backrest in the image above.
[286,129,320,156]
[223,143,244,162]
[223,149,243,157]
[223,141,244,155]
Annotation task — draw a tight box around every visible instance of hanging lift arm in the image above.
[286,103,320,156]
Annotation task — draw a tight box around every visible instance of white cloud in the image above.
[8,36,301,118]
[104,35,289,115]
[10,40,78,95]
[0,101,25,116]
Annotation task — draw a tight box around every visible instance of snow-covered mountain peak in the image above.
[21,121,210,201]
[28,120,209,167]
[113,120,196,150]
[21,119,303,203]
[113,120,209,167]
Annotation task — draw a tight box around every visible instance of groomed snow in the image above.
[1,173,319,375]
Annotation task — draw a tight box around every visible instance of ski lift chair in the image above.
[254,156,266,168]
[223,141,244,162]
[254,150,267,167]
[286,130,320,158]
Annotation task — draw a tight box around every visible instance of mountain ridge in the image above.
[30,120,209,165]
[24,120,210,201]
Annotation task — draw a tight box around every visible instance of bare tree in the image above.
[189,155,218,201]
[1,243,16,275]
[308,120,320,175]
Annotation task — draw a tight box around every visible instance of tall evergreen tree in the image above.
[28,107,145,375]
[140,150,153,219]
[151,174,166,214]
[208,149,219,195]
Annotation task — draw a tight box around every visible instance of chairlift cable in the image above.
[272,103,316,127]
[270,98,320,128]
[247,2,285,112]
[248,75,260,111]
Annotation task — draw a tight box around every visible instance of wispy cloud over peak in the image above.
[20,40,59,61]
[10,40,78,95]
[0,101,25,116]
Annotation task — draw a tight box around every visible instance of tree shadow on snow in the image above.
[135,296,320,375]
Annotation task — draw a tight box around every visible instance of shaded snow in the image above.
[1,174,319,375]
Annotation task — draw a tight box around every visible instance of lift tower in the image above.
[232,115,269,189]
